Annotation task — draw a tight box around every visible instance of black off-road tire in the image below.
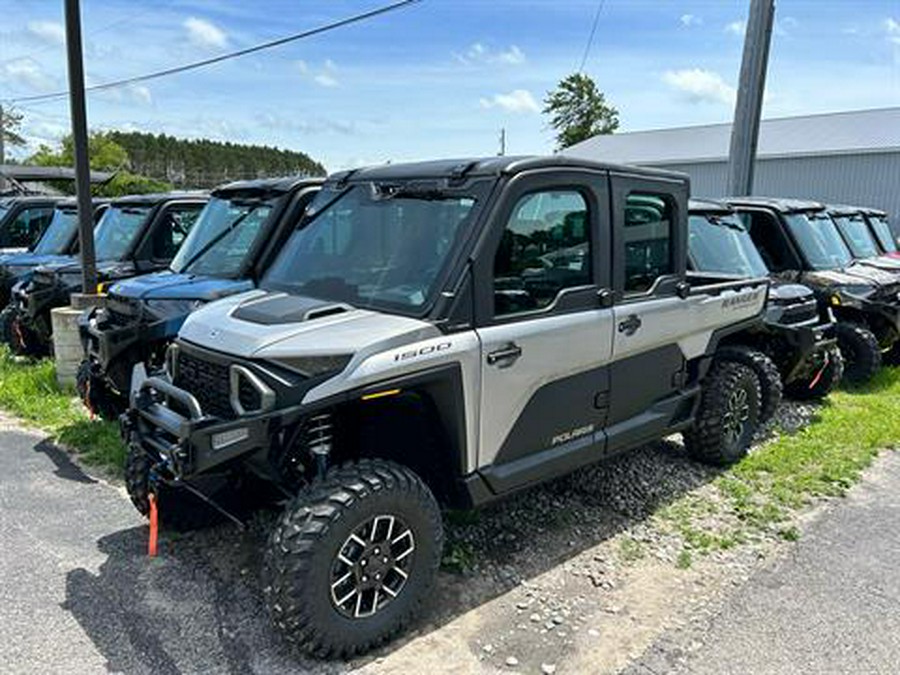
[76,359,127,421]
[263,459,443,659]
[684,360,761,466]
[835,322,880,385]
[124,444,222,532]
[716,345,782,423]
[0,305,15,350]
[785,345,845,400]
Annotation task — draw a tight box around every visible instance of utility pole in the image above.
[0,105,6,192]
[498,128,506,156]
[64,0,97,294]
[726,0,775,197]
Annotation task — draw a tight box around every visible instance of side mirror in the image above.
[676,281,691,299]
[597,288,614,308]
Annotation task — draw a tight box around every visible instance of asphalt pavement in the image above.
[0,422,338,675]
[630,450,900,675]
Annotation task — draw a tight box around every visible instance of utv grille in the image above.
[174,351,234,419]
[238,378,262,412]
[779,299,818,325]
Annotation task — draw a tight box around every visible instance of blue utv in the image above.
[78,177,322,419]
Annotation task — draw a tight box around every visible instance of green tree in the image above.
[543,73,619,150]
[31,131,128,172]
[0,105,26,163]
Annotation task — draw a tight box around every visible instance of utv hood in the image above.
[802,266,898,289]
[110,271,253,302]
[768,281,814,304]
[854,255,900,273]
[51,259,137,287]
[0,253,73,278]
[179,290,441,360]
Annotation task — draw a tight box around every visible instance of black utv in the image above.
[826,204,900,273]
[78,177,321,419]
[0,195,60,255]
[688,200,841,413]
[0,198,108,309]
[726,197,900,383]
[6,192,207,356]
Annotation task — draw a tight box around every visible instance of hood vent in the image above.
[233,294,354,326]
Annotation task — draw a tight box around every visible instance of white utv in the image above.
[124,156,769,657]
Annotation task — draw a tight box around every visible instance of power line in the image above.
[577,0,607,73]
[4,0,420,105]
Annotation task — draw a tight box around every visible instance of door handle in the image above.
[618,314,642,336]
[487,342,523,366]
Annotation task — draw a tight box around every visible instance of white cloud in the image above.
[184,17,228,49]
[1,58,55,92]
[297,60,339,87]
[128,84,152,105]
[663,68,736,105]
[725,20,746,36]
[479,89,540,114]
[27,21,65,46]
[886,17,900,45]
[314,73,338,88]
[680,14,702,27]
[454,43,526,66]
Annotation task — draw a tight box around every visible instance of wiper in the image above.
[175,206,260,272]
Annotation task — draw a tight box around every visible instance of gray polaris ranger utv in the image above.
[125,156,769,657]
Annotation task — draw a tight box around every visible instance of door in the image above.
[474,171,615,493]
[607,175,692,443]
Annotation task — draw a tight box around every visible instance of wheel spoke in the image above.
[331,571,353,590]
[337,553,356,567]
[335,587,358,607]
[354,591,364,618]
[392,565,409,579]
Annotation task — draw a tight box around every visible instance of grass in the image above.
[662,367,900,560]
[0,348,125,473]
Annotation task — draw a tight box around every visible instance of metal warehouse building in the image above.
[564,107,900,226]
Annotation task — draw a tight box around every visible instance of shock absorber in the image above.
[306,413,333,478]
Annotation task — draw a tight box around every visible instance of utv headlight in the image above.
[270,354,353,378]
[144,298,205,318]
[832,285,874,306]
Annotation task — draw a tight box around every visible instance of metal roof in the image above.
[328,155,688,184]
[111,191,208,206]
[689,198,731,213]
[564,107,900,166]
[0,165,114,182]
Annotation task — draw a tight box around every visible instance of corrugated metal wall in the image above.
[654,152,900,227]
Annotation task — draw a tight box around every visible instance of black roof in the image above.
[328,155,688,184]
[826,203,888,218]
[213,175,324,197]
[724,196,825,213]
[111,191,209,206]
[689,198,731,213]
[0,195,63,208]
[56,197,112,209]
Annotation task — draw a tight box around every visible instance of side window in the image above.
[151,205,202,259]
[5,207,53,248]
[623,193,673,293]
[493,189,591,316]
[740,211,793,271]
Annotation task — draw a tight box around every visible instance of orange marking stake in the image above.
[148,493,159,558]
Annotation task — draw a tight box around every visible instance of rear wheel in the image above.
[263,460,443,658]
[716,345,782,423]
[685,360,761,466]
[835,322,880,385]
[785,345,844,400]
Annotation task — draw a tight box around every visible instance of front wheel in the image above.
[716,345,782,423]
[835,322,880,385]
[785,345,844,400]
[684,360,761,466]
[76,359,127,420]
[263,460,443,658]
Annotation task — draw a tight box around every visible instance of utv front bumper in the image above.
[766,317,836,382]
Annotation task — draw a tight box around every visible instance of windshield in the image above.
[171,195,276,276]
[868,215,898,253]
[785,212,853,270]
[261,181,485,312]
[688,213,769,277]
[93,205,151,261]
[832,214,880,259]
[32,208,78,255]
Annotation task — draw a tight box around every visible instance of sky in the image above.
[1,0,899,172]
